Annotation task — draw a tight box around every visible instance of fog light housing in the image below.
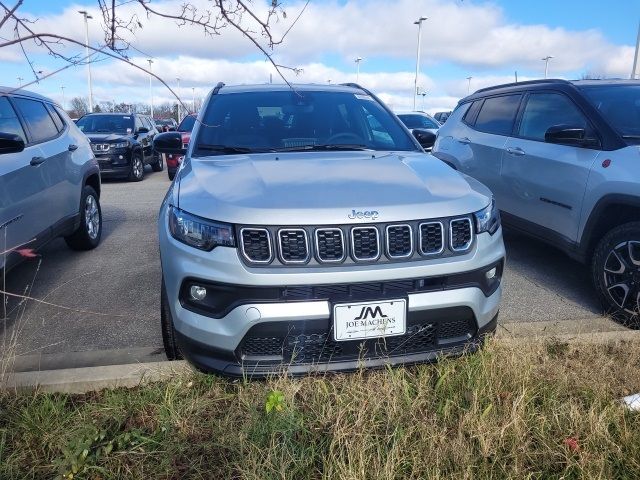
[486,267,497,280]
[190,285,207,301]
[119,155,124,160]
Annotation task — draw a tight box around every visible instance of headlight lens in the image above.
[474,199,500,235]
[168,206,235,251]
[112,141,129,149]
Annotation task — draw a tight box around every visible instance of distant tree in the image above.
[93,104,102,113]
[98,101,114,112]
[69,97,89,118]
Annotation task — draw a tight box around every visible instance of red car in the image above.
[166,114,196,180]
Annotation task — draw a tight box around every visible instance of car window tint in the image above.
[135,116,144,131]
[178,115,196,132]
[398,114,439,129]
[0,97,27,142]
[473,95,521,135]
[462,101,482,125]
[518,93,588,141]
[46,104,65,132]
[13,97,59,143]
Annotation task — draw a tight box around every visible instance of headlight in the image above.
[168,206,235,251]
[112,141,129,149]
[474,199,500,235]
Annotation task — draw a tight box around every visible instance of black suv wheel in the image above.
[592,221,640,327]
[128,153,145,182]
[152,153,164,172]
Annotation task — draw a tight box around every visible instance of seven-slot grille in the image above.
[278,229,309,263]
[351,227,380,261]
[316,229,345,262]
[450,218,473,251]
[419,222,444,255]
[239,217,475,266]
[240,228,272,263]
[386,225,413,258]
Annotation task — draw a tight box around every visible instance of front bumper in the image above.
[95,151,131,178]
[160,210,506,377]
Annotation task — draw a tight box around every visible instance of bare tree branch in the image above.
[0,0,21,31]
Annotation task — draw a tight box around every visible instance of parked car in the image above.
[154,82,505,377]
[166,114,196,181]
[0,87,102,277]
[75,113,163,181]
[432,78,640,326]
[155,118,177,132]
[434,111,452,123]
[397,111,441,151]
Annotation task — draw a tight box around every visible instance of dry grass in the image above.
[1,338,640,479]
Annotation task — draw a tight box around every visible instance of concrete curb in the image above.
[2,317,638,394]
[2,360,192,394]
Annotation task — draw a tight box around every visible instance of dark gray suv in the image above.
[0,88,102,276]
[433,79,640,325]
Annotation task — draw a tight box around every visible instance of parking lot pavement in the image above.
[1,171,610,368]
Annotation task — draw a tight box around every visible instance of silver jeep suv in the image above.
[155,83,505,377]
[433,79,640,325]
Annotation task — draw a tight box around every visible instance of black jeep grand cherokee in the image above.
[76,113,163,181]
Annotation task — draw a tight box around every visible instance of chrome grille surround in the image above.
[450,217,473,252]
[277,228,310,264]
[240,228,273,264]
[315,228,346,263]
[350,226,380,262]
[385,224,413,259]
[418,221,445,256]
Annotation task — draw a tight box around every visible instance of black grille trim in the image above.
[277,229,310,264]
[315,228,346,263]
[419,221,445,256]
[240,228,273,264]
[385,224,413,259]
[450,218,473,252]
[351,226,380,261]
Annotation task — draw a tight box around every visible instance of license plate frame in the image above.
[332,299,407,342]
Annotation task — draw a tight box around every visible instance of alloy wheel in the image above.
[603,240,640,315]
[134,157,143,178]
[85,194,100,240]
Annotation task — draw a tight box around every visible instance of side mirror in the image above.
[544,125,597,147]
[136,127,150,134]
[0,132,25,154]
[154,131,185,155]
[412,129,437,150]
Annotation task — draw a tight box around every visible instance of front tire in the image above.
[168,169,176,181]
[64,185,102,250]
[161,278,183,360]
[128,153,145,182]
[152,153,164,172]
[592,221,640,327]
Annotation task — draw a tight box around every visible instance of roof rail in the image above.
[212,82,225,95]
[474,78,570,95]
[340,82,365,91]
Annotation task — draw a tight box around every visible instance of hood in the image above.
[176,151,492,225]
[86,133,131,143]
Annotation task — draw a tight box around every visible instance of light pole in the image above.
[632,20,640,79]
[78,10,94,112]
[147,59,154,118]
[17,76,23,87]
[413,16,428,111]
[542,55,553,79]
[355,57,362,83]
[60,85,66,110]
[176,77,181,122]
[192,87,195,113]
[466,76,472,95]
[421,91,427,111]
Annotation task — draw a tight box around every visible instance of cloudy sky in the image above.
[1,0,638,114]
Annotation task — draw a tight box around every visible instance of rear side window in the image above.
[518,93,588,141]
[473,95,522,135]
[46,104,65,132]
[0,97,27,142]
[462,101,482,125]
[12,97,59,143]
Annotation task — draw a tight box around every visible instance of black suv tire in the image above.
[592,221,640,327]
[161,278,183,360]
[128,153,145,182]
[152,154,164,172]
[64,185,102,250]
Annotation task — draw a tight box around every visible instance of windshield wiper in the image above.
[275,144,371,152]
[195,144,257,154]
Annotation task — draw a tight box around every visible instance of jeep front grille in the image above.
[315,228,345,263]
[386,224,413,258]
[419,222,444,255]
[450,218,473,252]
[237,215,475,267]
[278,229,309,263]
[351,227,380,261]
[240,228,272,263]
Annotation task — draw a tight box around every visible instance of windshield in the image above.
[397,113,440,129]
[178,115,196,132]
[193,90,418,155]
[580,85,640,138]
[156,119,174,126]
[76,114,134,134]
